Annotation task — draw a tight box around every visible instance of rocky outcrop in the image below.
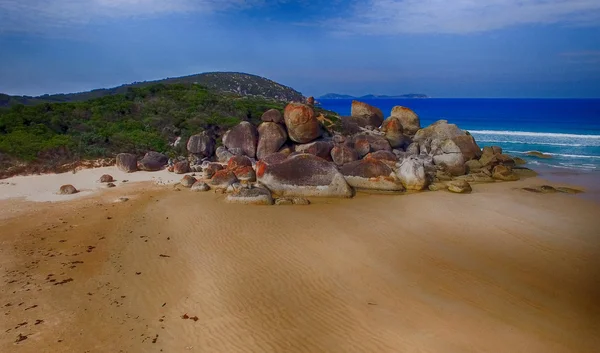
[116,153,137,173]
[390,106,421,135]
[340,159,404,191]
[257,122,287,160]
[294,141,334,160]
[256,154,353,197]
[261,109,284,124]
[226,187,273,205]
[187,132,215,158]
[139,151,168,171]
[59,184,78,195]
[284,103,321,143]
[351,101,384,128]
[223,121,258,158]
[331,145,359,166]
[397,157,428,191]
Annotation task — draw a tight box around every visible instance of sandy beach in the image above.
[1,171,599,353]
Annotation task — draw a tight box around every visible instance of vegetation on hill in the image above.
[0,72,304,108]
[0,83,337,177]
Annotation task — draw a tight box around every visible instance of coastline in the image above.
[1,166,600,352]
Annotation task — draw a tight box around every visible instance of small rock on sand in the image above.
[59,184,78,195]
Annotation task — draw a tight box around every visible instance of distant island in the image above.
[319,93,429,99]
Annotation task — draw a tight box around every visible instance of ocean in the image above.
[319,98,600,173]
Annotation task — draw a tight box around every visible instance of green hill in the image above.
[0,72,305,107]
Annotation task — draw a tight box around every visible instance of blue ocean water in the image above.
[319,99,600,172]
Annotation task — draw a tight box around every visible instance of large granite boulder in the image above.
[351,101,384,128]
[232,166,257,183]
[227,155,252,170]
[397,157,428,191]
[261,109,284,124]
[262,152,288,165]
[180,175,197,188]
[390,106,421,135]
[365,150,398,165]
[99,174,114,183]
[433,139,467,176]
[331,145,359,166]
[257,122,287,160]
[202,162,224,179]
[256,154,353,198]
[116,153,137,173]
[226,187,273,205]
[223,121,258,158]
[366,135,392,152]
[187,132,215,158]
[414,120,465,143]
[283,103,320,143]
[139,151,168,171]
[294,140,334,161]
[340,159,404,191]
[352,134,370,157]
[446,135,482,160]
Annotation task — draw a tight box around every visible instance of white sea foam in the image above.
[469,130,600,139]
[505,150,600,159]
[477,140,584,147]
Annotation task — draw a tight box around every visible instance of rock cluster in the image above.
[115,100,532,204]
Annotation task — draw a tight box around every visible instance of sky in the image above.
[1,0,600,98]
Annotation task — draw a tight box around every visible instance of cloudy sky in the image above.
[1,0,599,97]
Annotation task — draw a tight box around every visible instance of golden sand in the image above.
[1,179,599,352]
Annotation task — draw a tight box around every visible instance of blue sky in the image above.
[1,0,599,98]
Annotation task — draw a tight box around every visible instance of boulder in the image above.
[331,145,359,166]
[187,132,215,158]
[261,109,284,124]
[99,174,114,183]
[180,175,197,188]
[275,197,311,206]
[433,152,466,176]
[202,163,224,179]
[223,121,258,158]
[390,106,421,135]
[226,187,273,206]
[351,100,384,128]
[340,159,404,191]
[380,116,409,148]
[257,122,288,160]
[352,135,370,157]
[455,173,495,183]
[283,103,321,143]
[514,157,527,165]
[106,182,116,188]
[210,170,238,188]
[366,135,392,152]
[227,155,252,170]
[233,166,257,183]
[465,159,483,173]
[413,120,465,143]
[492,165,519,181]
[428,182,448,191]
[256,154,353,198]
[447,180,472,194]
[262,152,288,165]
[139,151,168,171]
[278,144,294,155]
[306,96,315,106]
[191,181,210,192]
[216,146,235,163]
[295,141,334,160]
[116,153,137,173]
[492,146,503,155]
[59,184,78,195]
[406,142,420,156]
[447,135,482,160]
[397,157,428,191]
[364,151,398,167]
[173,161,190,174]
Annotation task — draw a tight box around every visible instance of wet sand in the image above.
[1,179,599,352]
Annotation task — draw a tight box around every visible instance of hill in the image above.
[0,72,305,107]
[319,93,429,99]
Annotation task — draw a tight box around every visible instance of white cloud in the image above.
[340,0,600,34]
[0,0,257,32]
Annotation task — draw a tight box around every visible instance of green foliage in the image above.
[0,83,285,162]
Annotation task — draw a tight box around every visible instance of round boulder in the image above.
[261,109,284,124]
[116,153,137,173]
[173,161,190,174]
[59,184,78,195]
[191,181,210,192]
[351,101,384,128]
[257,122,288,160]
[210,170,238,188]
[294,141,334,161]
[390,106,421,135]
[180,175,197,188]
[331,145,359,166]
[283,103,321,143]
[227,155,252,170]
[187,132,215,158]
[223,121,259,158]
[340,159,404,191]
[139,151,168,171]
[397,157,428,191]
[99,174,114,183]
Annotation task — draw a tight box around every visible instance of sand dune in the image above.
[1,179,599,352]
